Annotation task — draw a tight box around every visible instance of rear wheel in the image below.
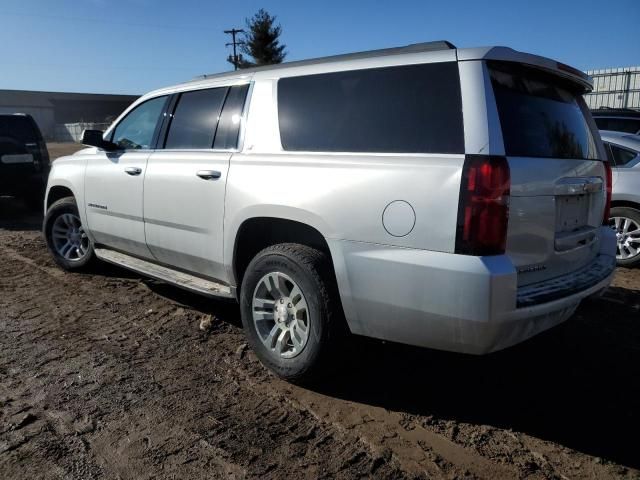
[609,207,640,267]
[44,197,94,270]
[239,243,345,383]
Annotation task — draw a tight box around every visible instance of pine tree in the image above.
[239,9,286,68]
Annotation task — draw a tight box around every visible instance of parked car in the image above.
[0,113,50,210]
[43,41,616,382]
[600,130,640,266]
[591,108,640,135]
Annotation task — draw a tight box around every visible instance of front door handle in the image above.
[124,167,142,176]
[196,170,221,180]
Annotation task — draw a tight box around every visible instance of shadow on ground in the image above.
[312,287,640,469]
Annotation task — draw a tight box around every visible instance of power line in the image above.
[224,28,245,71]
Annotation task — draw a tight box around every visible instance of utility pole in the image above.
[224,28,245,70]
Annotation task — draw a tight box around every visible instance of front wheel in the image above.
[240,243,345,383]
[609,206,640,267]
[44,196,95,270]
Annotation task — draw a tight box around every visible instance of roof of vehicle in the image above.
[0,113,34,118]
[591,108,640,118]
[140,40,592,101]
[195,40,458,80]
[600,130,640,151]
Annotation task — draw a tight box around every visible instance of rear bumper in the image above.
[329,228,616,354]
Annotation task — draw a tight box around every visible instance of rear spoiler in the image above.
[457,46,593,92]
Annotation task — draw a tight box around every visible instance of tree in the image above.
[238,9,286,68]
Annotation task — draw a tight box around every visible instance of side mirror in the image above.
[81,129,117,151]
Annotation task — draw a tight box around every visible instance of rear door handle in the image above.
[196,170,221,180]
[124,167,142,176]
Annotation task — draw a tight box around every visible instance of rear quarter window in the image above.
[278,62,464,154]
[489,62,598,160]
[606,143,638,167]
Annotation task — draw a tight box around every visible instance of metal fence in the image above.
[584,66,640,110]
[53,122,111,143]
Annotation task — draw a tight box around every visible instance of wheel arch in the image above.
[46,185,76,210]
[231,216,334,289]
[610,200,640,212]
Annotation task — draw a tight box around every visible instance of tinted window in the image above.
[278,62,464,154]
[0,116,38,143]
[112,96,167,150]
[602,118,640,134]
[610,144,638,166]
[594,117,609,130]
[213,84,249,150]
[490,62,598,160]
[165,88,227,149]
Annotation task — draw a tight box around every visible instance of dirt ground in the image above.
[1,182,640,478]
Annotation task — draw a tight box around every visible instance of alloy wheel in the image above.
[610,216,640,261]
[51,213,90,262]
[252,271,310,359]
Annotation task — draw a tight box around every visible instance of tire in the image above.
[44,196,95,270]
[240,243,346,383]
[609,206,640,267]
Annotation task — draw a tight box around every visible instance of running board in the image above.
[94,248,234,299]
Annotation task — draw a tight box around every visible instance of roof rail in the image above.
[194,40,456,81]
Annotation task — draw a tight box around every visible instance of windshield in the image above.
[489,61,598,160]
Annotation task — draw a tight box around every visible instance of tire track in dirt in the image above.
[1,229,638,479]
[0,237,515,478]
[0,237,408,479]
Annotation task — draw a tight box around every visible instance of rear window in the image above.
[278,62,464,154]
[0,116,39,143]
[489,62,598,160]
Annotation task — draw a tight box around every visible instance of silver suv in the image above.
[43,41,616,382]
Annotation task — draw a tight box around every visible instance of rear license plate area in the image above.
[555,195,590,233]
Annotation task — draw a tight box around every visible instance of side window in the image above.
[112,96,167,150]
[164,88,228,149]
[213,84,250,150]
[610,144,638,167]
[277,62,464,154]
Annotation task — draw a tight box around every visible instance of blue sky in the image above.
[2,0,638,95]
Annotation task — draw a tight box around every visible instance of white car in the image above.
[601,130,640,266]
[43,41,616,382]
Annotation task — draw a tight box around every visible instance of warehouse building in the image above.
[585,66,640,110]
[0,89,138,141]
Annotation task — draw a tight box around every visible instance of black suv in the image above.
[591,108,640,135]
[0,114,50,210]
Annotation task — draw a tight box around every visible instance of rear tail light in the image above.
[455,155,510,256]
[603,160,612,225]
